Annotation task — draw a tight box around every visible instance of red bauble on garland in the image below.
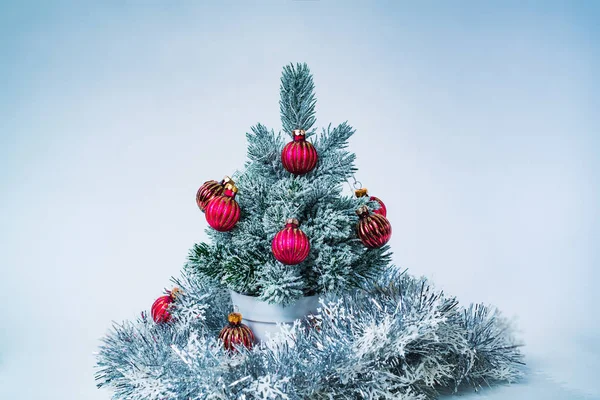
[219,312,255,352]
[281,129,318,175]
[356,205,392,248]
[205,183,241,232]
[151,287,181,324]
[196,176,233,212]
[355,188,387,217]
[272,218,310,265]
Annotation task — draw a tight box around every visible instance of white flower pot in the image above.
[229,290,320,343]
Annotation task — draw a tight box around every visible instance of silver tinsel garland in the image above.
[95,268,523,399]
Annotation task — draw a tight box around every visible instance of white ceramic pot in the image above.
[230,291,320,343]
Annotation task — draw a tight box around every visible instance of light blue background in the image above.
[0,1,598,399]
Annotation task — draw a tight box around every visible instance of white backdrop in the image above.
[1,1,598,399]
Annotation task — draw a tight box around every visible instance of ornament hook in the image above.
[336,154,363,192]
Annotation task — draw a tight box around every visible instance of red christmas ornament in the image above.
[281,129,318,175]
[355,188,387,217]
[196,176,234,212]
[151,287,181,324]
[205,183,241,232]
[219,312,255,352]
[356,205,392,248]
[272,218,310,265]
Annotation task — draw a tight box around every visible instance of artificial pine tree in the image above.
[189,63,391,305]
[96,64,523,399]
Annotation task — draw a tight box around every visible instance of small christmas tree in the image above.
[96,64,523,399]
[188,63,391,305]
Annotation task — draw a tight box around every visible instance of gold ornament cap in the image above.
[170,287,182,300]
[286,218,300,226]
[224,183,238,193]
[355,188,369,198]
[356,205,370,216]
[221,176,234,186]
[292,129,306,136]
[228,312,243,325]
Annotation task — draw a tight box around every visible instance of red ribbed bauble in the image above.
[272,218,310,265]
[151,287,181,324]
[281,129,318,175]
[205,183,241,232]
[356,205,392,248]
[219,312,255,352]
[355,188,387,217]
[196,176,233,212]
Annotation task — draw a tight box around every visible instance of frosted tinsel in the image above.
[96,268,523,399]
